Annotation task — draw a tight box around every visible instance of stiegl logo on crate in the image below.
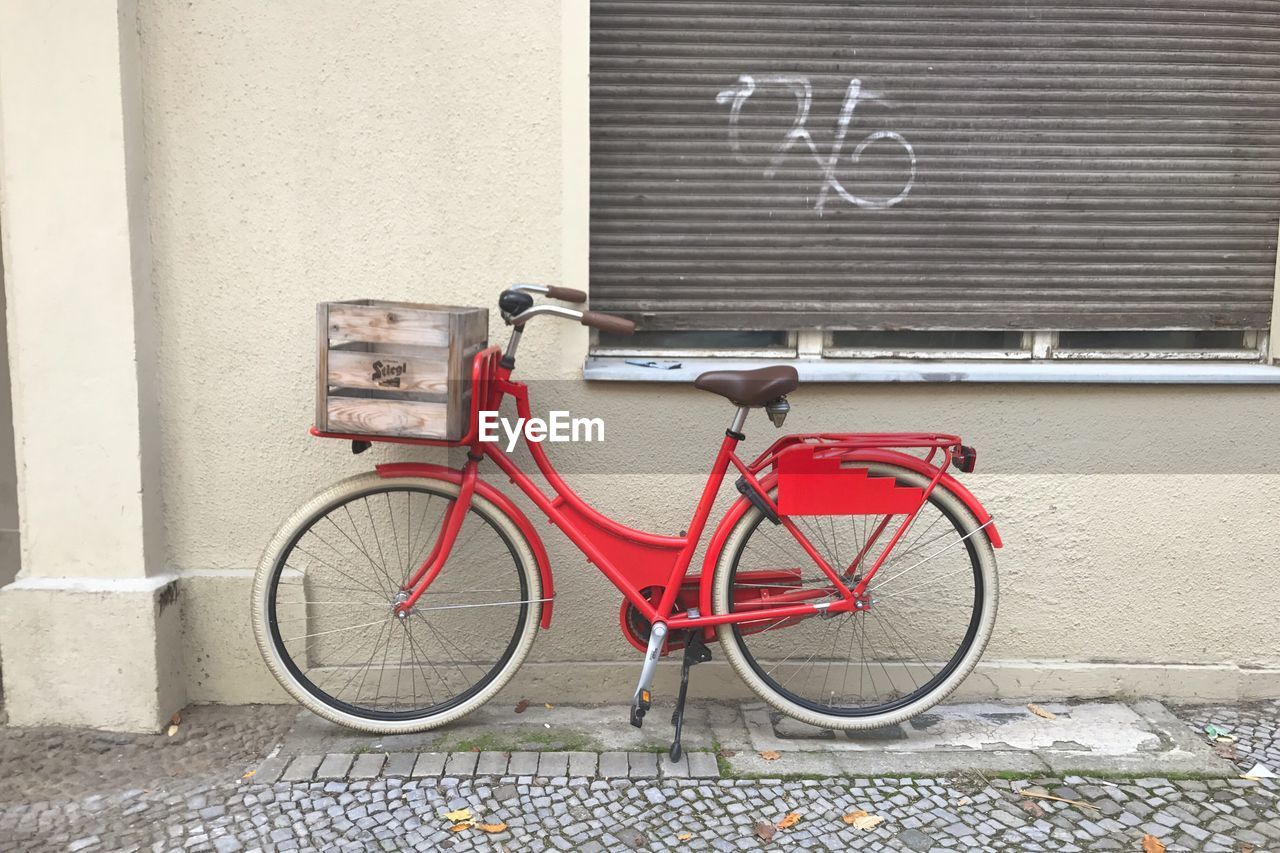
[478,410,604,452]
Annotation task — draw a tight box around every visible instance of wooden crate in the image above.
[316,300,488,441]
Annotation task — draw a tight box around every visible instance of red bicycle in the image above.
[253,286,1001,757]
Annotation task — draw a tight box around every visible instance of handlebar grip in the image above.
[546,285,587,304]
[580,310,636,336]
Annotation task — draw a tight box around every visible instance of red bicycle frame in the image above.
[313,346,1001,647]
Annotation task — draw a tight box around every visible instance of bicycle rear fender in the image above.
[697,448,1001,618]
[376,462,555,629]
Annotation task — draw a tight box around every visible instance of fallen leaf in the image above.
[240,769,256,781]
[1240,845,1255,853]
[169,711,182,726]
[1027,703,1057,721]
[1212,741,1237,761]
[544,703,554,710]
[450,822,473,833]
[676,832,693,841]
[444,808,473,822]
[759,750,781,761]
[1020,788,1098,811]
[776,812,801,829]
[1019,799,1045,819]
[841,810,884,830]
[753,821,776,842]
[954,797,970,807]
[1141,834,1166,853]
[476,822,508,833]
[717,748,737,758]
[514,699,530,714]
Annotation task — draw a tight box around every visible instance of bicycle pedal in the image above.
[630,689,652,728]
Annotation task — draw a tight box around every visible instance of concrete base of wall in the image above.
[179,569,291,704]
[0,574,186,732]
[177,569,1280,708]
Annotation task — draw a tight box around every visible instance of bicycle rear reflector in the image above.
[952,445,977,473]
[775,446,925,516]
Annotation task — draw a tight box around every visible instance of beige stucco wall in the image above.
[138,1,1280,704]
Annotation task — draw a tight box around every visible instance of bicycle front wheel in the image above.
[712,462,997,730]
[252,472,541,733]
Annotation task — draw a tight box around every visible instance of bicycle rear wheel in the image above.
[712,462,997,730]
[252,472,541,733]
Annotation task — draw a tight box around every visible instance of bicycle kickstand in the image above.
[669,631,712,762]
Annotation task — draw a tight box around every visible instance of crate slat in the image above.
[328,302,453,348]
[327,349,449,395]
[325,397,450,438]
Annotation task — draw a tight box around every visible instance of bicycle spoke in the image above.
[282,618,391,643]
[363,497,391,588]
[341,503,392,597]
[385,491,404,582]
[290,541,387,600]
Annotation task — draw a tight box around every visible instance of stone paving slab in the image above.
[348,752,384,780]
[383,752,415,778]
[411,752,446,778]
[315,752,353,780]
[278,753,321,782]
[733,699,1236,777]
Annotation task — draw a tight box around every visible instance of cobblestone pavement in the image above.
[0,700,1274,851]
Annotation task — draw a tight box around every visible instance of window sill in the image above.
[583,356,1280,384]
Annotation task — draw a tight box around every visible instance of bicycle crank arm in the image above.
[630,622,667,728]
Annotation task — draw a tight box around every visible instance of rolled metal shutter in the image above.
[590,1,1280,331]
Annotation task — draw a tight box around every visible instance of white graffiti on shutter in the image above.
[715,74,917,214]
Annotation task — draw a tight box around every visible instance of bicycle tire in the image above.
[252,472,541,734]
[712,462,998,730]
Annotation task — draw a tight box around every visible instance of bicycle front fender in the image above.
[376,462,555,629]
[696,448,1001,618]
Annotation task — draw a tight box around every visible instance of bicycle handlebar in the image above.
[547,285,587,304]
[510,283,587,304]
[510,304,636,336]
[580,310,636,336]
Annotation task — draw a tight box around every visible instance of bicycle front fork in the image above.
[394,461,480,617]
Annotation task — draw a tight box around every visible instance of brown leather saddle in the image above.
[693,365,799,407]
